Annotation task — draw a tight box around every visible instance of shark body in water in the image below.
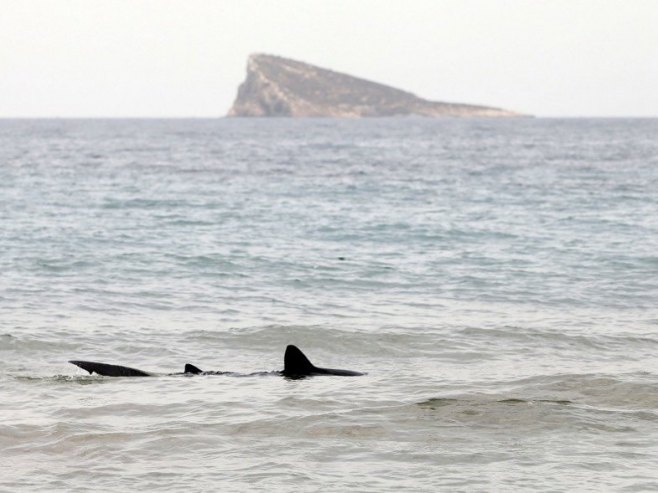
[70,345,364,379]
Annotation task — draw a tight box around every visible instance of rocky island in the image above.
[228,54,522,118]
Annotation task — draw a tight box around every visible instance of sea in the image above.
[0,118,657,492]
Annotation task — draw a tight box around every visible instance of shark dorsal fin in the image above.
[283,345,317,375]
[184,363,203,375]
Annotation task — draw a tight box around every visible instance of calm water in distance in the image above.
[1,118,657,491]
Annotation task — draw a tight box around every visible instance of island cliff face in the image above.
[228,54,522,118]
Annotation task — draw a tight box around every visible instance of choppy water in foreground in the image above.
[1,118,657,492]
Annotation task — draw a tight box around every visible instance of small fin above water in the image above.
[184,363,203,375]
[69,360,151,377]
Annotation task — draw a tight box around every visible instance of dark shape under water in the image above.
[69,345,364,379]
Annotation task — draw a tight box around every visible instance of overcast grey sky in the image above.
[1,0,656,117]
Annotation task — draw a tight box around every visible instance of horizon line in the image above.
[1,115,657,120]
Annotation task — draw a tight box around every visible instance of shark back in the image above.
[69,346,363,378]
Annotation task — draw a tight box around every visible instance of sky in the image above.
[1,0,656,117]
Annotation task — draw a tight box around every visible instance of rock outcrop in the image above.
[228,54,522,118]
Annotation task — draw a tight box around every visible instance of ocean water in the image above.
[0,118,657,492]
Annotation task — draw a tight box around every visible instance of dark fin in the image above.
[184,363,203,375]
[283,345,317,376]
[282,345,365,377]
[69,360,151,377]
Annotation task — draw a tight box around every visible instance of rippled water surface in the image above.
[1,118,657,491]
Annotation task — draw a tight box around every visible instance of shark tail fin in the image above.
[69,360,151,377]
[184,363,203,375]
